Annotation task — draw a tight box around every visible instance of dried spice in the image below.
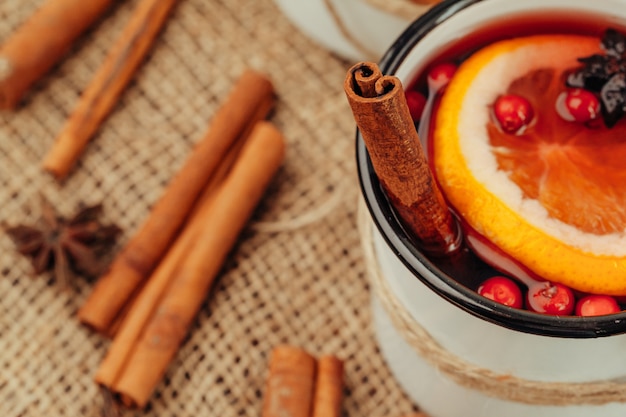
[99,386,122,417]
[3,195,121,288]
[567,28,626,127]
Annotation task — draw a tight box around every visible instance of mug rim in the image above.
[356,0,626,338]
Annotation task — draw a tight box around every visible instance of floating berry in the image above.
[555,88,600,123]
[477,276,523,308]
[526,282,575,315]
[575,295,621,317]
[566,29,626,127]
[492,94,534,134]
[405,90,427,122]
[427,62,457,93]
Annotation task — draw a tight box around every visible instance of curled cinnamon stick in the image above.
[311,355,344,417]
[77,69,275,334]
[107,121,285,408]
[42,0,179,179]
[262,345,317,417]
[0,0,113,109]
[344,61,460,255]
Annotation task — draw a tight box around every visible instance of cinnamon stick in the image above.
[93,124,247,387]
[261,345,317,417]
[77,69,275,334]
[344,61,460,255]
[106,121,285,408]
[0,0,113,109]
[41,0,179,179]
[311,355,344,417]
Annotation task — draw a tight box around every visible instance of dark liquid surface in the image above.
[406,13,626,294]
[409,10,620,94]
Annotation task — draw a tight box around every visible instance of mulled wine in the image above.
[404,13,626,316]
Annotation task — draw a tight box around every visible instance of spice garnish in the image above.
[4,195,121,288]
[567,28,626,127]
[99,386,122,417]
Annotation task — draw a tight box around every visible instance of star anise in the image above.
[567,28,626,127]
[99,386,122,417]
[3,195,121,288]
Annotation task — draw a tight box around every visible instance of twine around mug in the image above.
[357,199,626,406]
[363,0,433,19]
[320,0,433,61]
[321,0,379,60]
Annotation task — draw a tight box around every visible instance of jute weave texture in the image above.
[0,0,420,416]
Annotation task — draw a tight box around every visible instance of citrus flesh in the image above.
[433,34,626,295]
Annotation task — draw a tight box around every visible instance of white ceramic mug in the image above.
[273,0,433,61]
[356,1,626,416]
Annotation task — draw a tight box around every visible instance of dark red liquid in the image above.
[408,11,619,97]
[404,12,626,304]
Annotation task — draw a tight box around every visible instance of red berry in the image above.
[526,282,575,315]
[405,90,427,122]
[477,276,523,308]
[493,94,534,134]
[575,295,621,317]
[427,62,457,93]
[555,88,600,123]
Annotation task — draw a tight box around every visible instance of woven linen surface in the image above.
[0,0,420,416]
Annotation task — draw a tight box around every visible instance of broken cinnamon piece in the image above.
[344,61,461,255]
[311,355,344,417]
[0,0,113,109]
[41,0,179,179]
[261,345,317,417]
[105,121,285,408]
[99,386,122,417]
[77,69,275,334]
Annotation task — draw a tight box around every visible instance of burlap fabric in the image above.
[0,0,420,416]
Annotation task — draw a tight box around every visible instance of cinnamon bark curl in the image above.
[344,61,460,255]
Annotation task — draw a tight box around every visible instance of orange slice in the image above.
[433,34,626,295]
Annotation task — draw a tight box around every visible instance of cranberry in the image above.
[526,282,575,315]
[575,295,621,317]
[555,88,600,123]
[427,62,457,93]
[405,90,427,122]
[493,94,535,134]
[477,276,523,308]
